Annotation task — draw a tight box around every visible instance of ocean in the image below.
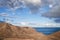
[34,27,60,35]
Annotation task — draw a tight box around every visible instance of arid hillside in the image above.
[0,22,60,40]
[47,31,60,40]
[0,22,48,40]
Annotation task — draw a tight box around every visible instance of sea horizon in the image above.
[34,27,60,35]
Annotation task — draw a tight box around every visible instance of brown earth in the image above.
[4,38,34,40]
[47,31,60,40]
[0,22,48,40]
[0,22,60,40]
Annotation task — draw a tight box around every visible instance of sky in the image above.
[0,0,60,27]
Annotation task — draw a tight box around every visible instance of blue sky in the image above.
[0,0,60,27]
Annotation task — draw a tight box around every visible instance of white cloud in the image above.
[0,0,42,13]
[0,13,18,18]
[0,0,41,6]
[24,0,41,6]
[0,13,9,17]
[20,22,28,25]
[1,0,59,14]
[0,0,60,14]
[13,22,60,27]
[49,5,53,8]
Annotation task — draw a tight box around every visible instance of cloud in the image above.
[0,13,9,17]
[0,13,18,18]
[42,0,60,23]
[42,0,60,18]
[42,6,60,18]
[1,0,60,24]
[13,22,60,27]
[1,0,60,18]
[0,0,41,13]
[54,18,60,23]
[42,7,60,23]
[41,0,60,23]
[1,0,59,14]
[0,0,24,11]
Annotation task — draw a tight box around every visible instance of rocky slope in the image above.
[48,31,60,40]
[0,22,48,40]
[0,22,60,40]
